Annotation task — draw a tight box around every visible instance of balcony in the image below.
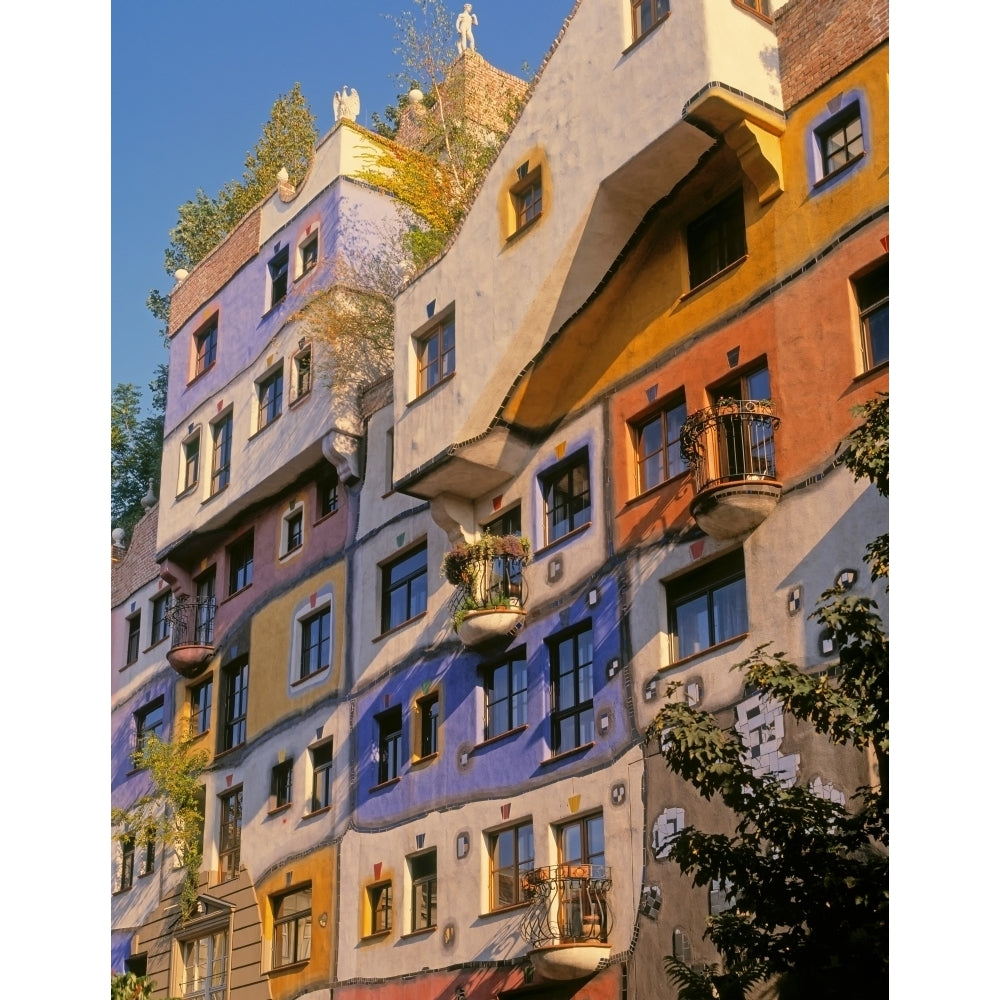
[165,598,216,677]
[681,400,782,540]
[519,865,613,982]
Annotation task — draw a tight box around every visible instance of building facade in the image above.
[112,2,888,998]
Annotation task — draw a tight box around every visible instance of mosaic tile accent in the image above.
[788,586,802,614]
[809,775,846,806]
[836,569,857,589]
[456,831,470,859]
[611,782,627,807]
[456,742,473,771]
[734,692,799,785]
[644,678,659,702]
[607,657,621,679]
[651,806,685,860]
[639,884,662,919]
[709,878,735,915]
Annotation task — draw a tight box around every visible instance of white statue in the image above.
[456,4,477,54]
[334,86,360,123]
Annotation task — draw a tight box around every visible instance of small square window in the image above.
[417,315,455,394]
[126,612,141,665]
[318,467,339,518]
[292,346,312,402]
[272,885,312,968]
[854,260,888,370]
[189,679,213,738]
[631,0,670,41]
[135,698,164,756]
[376,705,404,785]
[541,450,591,544]
[818,102,864,178]
[632,396,687,493]
[210,411,233,496]
[221,659,249,752]
[381,544,428,633]
[667,550,748,660]
[270,759,293,810]
[687,190,746,288]
[416,693,439,759]
[218,786,243,882]
[269,247,290,308]
[484,649,528,741]
[409,850,437,931]
[182,431,200,493]
[257,366,284,431]
[548,624,595,756]
[368,881,393,935]
[310,741,333,812]
[193,315,218,378]
[151,590,173,646]
[489,820,534,910]
[227,532,254,596]
[299,606,331,679]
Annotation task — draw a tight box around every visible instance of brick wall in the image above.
[167,207,262,336]
[776,0,889,110]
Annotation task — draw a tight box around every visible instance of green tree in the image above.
[649,393,889,1000]
[111,971,154,1000]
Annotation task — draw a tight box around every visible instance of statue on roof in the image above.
[334,86,360,123]
[456,4,477,54]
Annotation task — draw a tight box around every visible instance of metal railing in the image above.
[167,598,216,649]
[518,865,613,948]
[681,400,780,493]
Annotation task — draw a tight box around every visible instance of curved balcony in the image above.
[519,865,612,982]
[165,598,216,677]
[681,400,782,540]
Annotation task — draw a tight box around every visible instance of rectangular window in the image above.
[483,505,525,605]
[218,787,243,882]
[270,759,293,810]
[135,698,164,755]
[310,741,333,812]
[285,509,304,553]
[293,346,312,401]
[512,169,542,231]
[687,190,746,288]
[299,607,331,679]
[257,367,284,430]
[409,850,437,931]
[139,831,156,878]
[210,412,233,496]
[194,569,216,645]
[298,232,319,277]
[667,550,748,660]
[272,886,312,969]
[489,820,534,910]
[151,591,173,645]
[189,679,213,738]
[541,450,591,544]
[818,101,864,177]
[735,0,768,14]
[318,467,339,517]
[631,0,670,40]
[221,659,249,752]
[381,544,428,632]
[855,260,888,369]
[549,625,595,756]
[417,316,455,394]
[227,532,254,596]
[126,612,141,664]
[633,396,687,493]
[557,812,607,941]
[417,693,439,759]
[269,247,290,308]
[194,316,218,378]
[179,930,228,1000]
[118,836,135,892]
[376,705,404,785]
[712,365,775,478]
[368,882,393,935]
[484,649,529,741]
[183,432,200,492]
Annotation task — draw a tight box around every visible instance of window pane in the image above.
[713,577,748,642]
[676,593,711,659]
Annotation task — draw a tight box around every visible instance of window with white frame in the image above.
[181,429,200,494]
[541,449,591,544]
[291,344,312,403]
[816,101,864,179]
[309,740,333,812]
[177,929,228,1000]
[297,229,319,279]
[280,502,305,558]
[256,364,284,432]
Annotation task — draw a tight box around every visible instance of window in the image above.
[416,693,439,759]
[227,532,254,596]
[284,508,304,554]
[549,625,595,756]
[818,101,864,178]
[210,412,232,496]
[631,0,670,40]
[855,260,888,369]
[299,606,331,679]
[483,505,525,605]
[218,787,243,882]
[221,659,249,752]
[189,679,213,737]
[385,429,394,494]
[298,231,319,277]
[179,930,227,1000]
[126,612,141,664]
[667,550,748,660]
[735,0,768,14]
[673,927,693,963]
[489,820,534,910]
[310,741,333,812]
[182,432,200,492]
[270,759,293,810]
[409,850,437,931]
[194,569,216,645]
[687,190,746,288]
[712,365,775,478]
[272,885,312,968]
[118,836,135,892]
[151,591,173,645]
[256,366,283,430]
[484,649,528,741]
[136,698,165,755]
[381,544,428,632]
[557,813,607,941]
[376,705,404,785]
[367,882,393,935]
[292,346,312,402]
[417,315,455,394]
[317,467,339,517]
[512,167,542,231]
[269,246,290,308]
[193,315,218,378]
[541,450,591,544]
[633,396,687,493]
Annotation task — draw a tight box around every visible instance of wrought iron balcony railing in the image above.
[518,864,613,948]
[165,598,216,677]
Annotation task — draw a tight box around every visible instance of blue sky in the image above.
[111,0,575,409]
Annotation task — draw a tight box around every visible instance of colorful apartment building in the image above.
[111,2,888,998]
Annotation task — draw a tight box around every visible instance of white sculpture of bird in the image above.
[334,86,361,123]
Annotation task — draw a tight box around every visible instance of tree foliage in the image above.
[648,394,889,1000]
[111,971,154,1000]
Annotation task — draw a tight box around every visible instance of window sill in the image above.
[661,631,749,671]
[262,298,288,319]
[289,389,311,409]
[732,1,774,26]
[314,507,340,527]
[143,637,169,655]
[481,901,530,919]
[505,212,542,245]
[304,805,332,819]
[362,929,393,942]
[401,926,436,940]
[176,483,199,500]
[267,803,293,817]
[187,363,216,387]
[291,665,330,689]
[213,743,246,763]
[681,255,748,301]
[279,543,303,562]
[374,611,427,643]
[542,741,595,767]
[267,960,309,977]
[853,359,888,383]
[220,583,252,606]
[410,751,439,768]
[368,776,401,794]
[813,150,865,190]
[474,725,528,752]
[622,14,670,57]
[204,484,230,504]
[294,265,317,285]
[535,521,592,559]
[409,370,456,406]
[249,413,282,441]
[625,470,690,508]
